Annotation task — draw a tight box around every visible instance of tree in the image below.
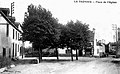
[65,20,90,61]
[58,22,74,61]
[48,21,61,61]
[22,4,59,62]
[59,20,90,61]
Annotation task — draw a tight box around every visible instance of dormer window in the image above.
[0,8,10,16]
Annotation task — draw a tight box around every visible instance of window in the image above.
[13,29,14,39]
[6,24,9,37]
[16,31,17,40]
[18,45,19,52]
[18,33,19,40]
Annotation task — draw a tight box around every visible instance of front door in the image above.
[3,48,6,57]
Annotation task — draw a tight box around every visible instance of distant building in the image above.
[94,39,106,57]
[83,30,94,56]
[24,41,32,48]
[118,28,120,41]
[0,8,22,58]
[116,28,120,56]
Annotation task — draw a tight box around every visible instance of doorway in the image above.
[3,48,6,57]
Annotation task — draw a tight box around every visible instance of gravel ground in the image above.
[1,57,120,74]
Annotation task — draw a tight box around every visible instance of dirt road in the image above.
[56,58,120,74]
[2,57,120,74]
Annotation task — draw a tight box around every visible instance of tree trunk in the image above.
[39,48,42,63]
[76,49,78,60]
[55,48,59,61]
[70,48,73,61]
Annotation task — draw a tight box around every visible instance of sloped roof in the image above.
[0,11,22,33]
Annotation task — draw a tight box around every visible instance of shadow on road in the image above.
[42,58,95,63]
[42,59,71,63]
[111,59,120,68]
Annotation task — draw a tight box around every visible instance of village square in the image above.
[0,0,120,74]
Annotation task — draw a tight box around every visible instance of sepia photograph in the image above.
[0,0,120,74]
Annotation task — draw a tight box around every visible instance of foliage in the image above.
[58,20,90,60]
[22,4,61,62]
[22,4,59,49]
[59,20,90,50]
[25,51,56,57]
[22,4,92,61]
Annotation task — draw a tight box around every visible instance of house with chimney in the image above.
[0,8,22,58]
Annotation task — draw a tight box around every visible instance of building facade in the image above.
[0,8,22,58]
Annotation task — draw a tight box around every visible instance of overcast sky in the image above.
[0,0,120,43]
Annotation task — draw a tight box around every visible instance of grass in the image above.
[0,56,38,69]
[0,56,12,68]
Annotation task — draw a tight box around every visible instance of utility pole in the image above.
[112,24,118,42]
[93,28,95,56]
[112,24,118,57]
[11,2,14,17]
